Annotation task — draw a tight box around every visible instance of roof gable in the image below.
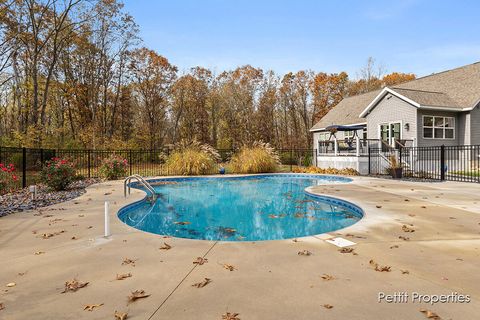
[311,62,480,131]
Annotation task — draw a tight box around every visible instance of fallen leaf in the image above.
[127,290,150,304]
[104,192,111,195]
[298,250,312,256]
[222,264,236,271]
[390,245,399,249]
[408,213,416,217]
[369,259,391,272]
[402,225,415,233]
[83,303,103,311]
[193,257,208,265]
[401,270,410,274]
[62,279,89,293]
[421,206,427,209]
[122,258,137,266]
[191,278,212,288]
[0,302,4,310]
[34,251,45,255]
[159,242,172,250]
[323,304,334,309]
[71,236,77,240]
[222,312,240,320]
[376,205,382,208]
[339,247,354,254]
[114,311,128,320]
[420,309,441,319]
[116,273,132,280]
[78,214,84,217]
[399,236,410,241]
[18,272,27,276]
[6,283,16,288]
[321,274,335,281]
[174,221,191,225]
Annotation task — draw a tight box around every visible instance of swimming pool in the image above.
[118,174,363,241]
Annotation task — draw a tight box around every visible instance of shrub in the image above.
[0,163,18,194]
[166,140,220,175]
[99,154,128,180]
[40,158,76,191]
[228,142,280,174]
[293,166,359,176]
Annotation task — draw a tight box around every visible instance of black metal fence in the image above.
[368,145,480,183]
[0,146,316,193]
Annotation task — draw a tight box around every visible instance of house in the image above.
[310,62,480,174]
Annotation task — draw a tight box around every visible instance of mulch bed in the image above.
[0,179,100,217]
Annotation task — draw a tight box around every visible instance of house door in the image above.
[380,122,401,150]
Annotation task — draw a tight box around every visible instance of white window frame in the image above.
[422,115,455,140]
[344,130,354,139]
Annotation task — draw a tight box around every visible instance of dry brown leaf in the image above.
[71,236,77,240]
[83,303,103,311]
[191,278,212,288]
[402,225,415,233]
[0,302,4,310]
[174,221,191,225]
[78,214,84,217]
[6,282,16,288]
[401,270,410,274]
[62,279,89,293]
[127,290,150,304]
[339,247,354,254]
[159,242,172,250]
[321,274,335,281]
[116,273,132,280]
[298,250,312,256]
[34,251,45,255]
[114,311,128,320]
[408,213,416,217]
[399,236,410,241]
[122,258,137,266]
[369,259,391,272]
[420,309,441,319]
[376,205,382,208]
[222,264,236,271]
[390,245,399,249]
[193,257,208,265]
[18,272,27,276]
[323,304,334,309]
[222,312,240,320]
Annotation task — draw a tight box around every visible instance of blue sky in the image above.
[123,0,480,78]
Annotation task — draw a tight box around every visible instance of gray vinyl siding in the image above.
[457,112,470,145]
[470,104,480,145]
[416,110,460,147]
[366,94,417,141]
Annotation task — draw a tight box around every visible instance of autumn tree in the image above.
[128,47,177,149]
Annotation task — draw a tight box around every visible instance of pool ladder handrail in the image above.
[124,174,157,201]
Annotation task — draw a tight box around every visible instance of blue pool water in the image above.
[118,174,363,241]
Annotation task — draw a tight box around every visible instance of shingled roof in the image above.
[311,62,480,131]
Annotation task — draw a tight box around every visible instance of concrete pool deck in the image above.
[1,176,479,319]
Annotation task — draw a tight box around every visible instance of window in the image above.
[423,116,455,139]
[344,131,354,139]
[318,132,330,141]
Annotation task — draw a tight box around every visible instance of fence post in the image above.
[87,150,91,178]
[368,147,371,175]
[22,147,27,188]
[290,149,293,172]
[399,146,403,167]
[440,145,445,181]
[129,149,132,176]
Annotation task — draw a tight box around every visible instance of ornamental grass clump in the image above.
[228,142,280,174]
[0,163,19,195]
[166,140,220,175]
[99,154,128,180]
[40,158,76,191]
